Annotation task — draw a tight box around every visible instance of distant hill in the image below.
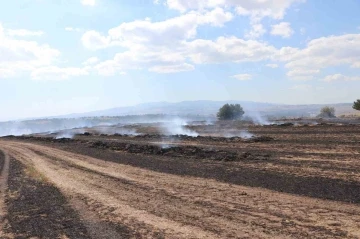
[261,103,358,117]
[1,101,357,136]
[55,101,357,119]
[11,101,358,121]
[57,100,278,118]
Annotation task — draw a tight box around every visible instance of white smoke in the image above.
[0,115,213,137]
[161,118,199,137]
[55,132,75,139]
[93,126,139,135]
[223,130,254,139]
[239,130,254,139]
[0,121,33,136]
[245,111,271,125]
[187,118,215,126]
[159,140,175,149]
[55,128,85,139]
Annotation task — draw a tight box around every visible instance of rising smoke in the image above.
[161,118,199,137]
[55,128,86,139]
[222,130,254,139]
[0,115,212,137]
[93,126,139,136]
[244,111,271,125]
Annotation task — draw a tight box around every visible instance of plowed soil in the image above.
[1,123,360,238]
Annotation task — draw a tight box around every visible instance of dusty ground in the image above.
[1,121,360,238]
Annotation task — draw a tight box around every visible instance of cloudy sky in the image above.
[1,0,360,120]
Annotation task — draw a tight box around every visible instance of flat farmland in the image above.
[1,121,360,238]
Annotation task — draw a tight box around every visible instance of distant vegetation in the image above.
[217,104,245,120]
[318,106,336,118]
[353,99,360,111]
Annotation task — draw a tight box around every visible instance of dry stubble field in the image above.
[0,121,360,238]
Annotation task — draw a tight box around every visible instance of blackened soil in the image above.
[0,150,4,175]
[12,138,360,205]
[3,127,360,205]
[3,158,90,239]
[5,136,272,162]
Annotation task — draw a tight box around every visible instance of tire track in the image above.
[0,149,9,238]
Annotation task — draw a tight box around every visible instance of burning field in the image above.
[1,119,360,238]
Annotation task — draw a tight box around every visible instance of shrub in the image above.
[318,106,336,118]
[217,104,245,120]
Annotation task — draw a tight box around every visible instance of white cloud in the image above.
[187,36,276,64]
[94,60,126,76]
[0,23,60,78]
[266,63,278,68]
[277,46,299,61]
[231,74,252,81]
[351,62,360,68]
[0,23,90,80]
[86,32,276,76]
[81,0,96,6]
[201,7,233,27]
[83,8,234,74]
[271,22,294,38]
[88,33,276,75]
[287,69,319,77]
[164,0,303,40]
[149,63,194,73]
[93,47,189,75]
[166,0,304,22]
[245,23,266,39]
[7,29,44,37]
[103,8,233,47]
[31,66,89,80]
[290,76,314,81]
[165,0,220,12]
[280,34,360,80]
[322,74,360,82]
[82,57,99,65]
[81,30,111,50]
[78,2,360,82]
[65,27,83,32]
[289,84,312,91]
[235,0,305,22]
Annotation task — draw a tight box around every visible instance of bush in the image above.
[217,104,245,120]
[318,106,336,118]
[353,99,360,111]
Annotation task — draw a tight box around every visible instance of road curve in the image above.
[1,140,360,239]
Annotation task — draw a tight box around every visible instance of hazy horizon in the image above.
[0,99,355,122]
[1,1,360,121]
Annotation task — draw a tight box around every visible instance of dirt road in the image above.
[0,149,9,238]
[1,140,360,238]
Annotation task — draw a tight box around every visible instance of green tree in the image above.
[353,99,360,111]
[318,106,336,118]
[217,104,245,120]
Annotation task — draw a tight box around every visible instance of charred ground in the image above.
[1,119,360,238]
[4,120,360,203]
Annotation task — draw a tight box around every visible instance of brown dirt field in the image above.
[1,123,360,238]
[0,149,9,237]
[1,156,90,239]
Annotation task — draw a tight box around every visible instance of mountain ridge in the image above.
[50,100,355,119]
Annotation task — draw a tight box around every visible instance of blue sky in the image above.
[1,0,360,120]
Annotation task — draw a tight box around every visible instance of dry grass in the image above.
[24,165,49,183]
